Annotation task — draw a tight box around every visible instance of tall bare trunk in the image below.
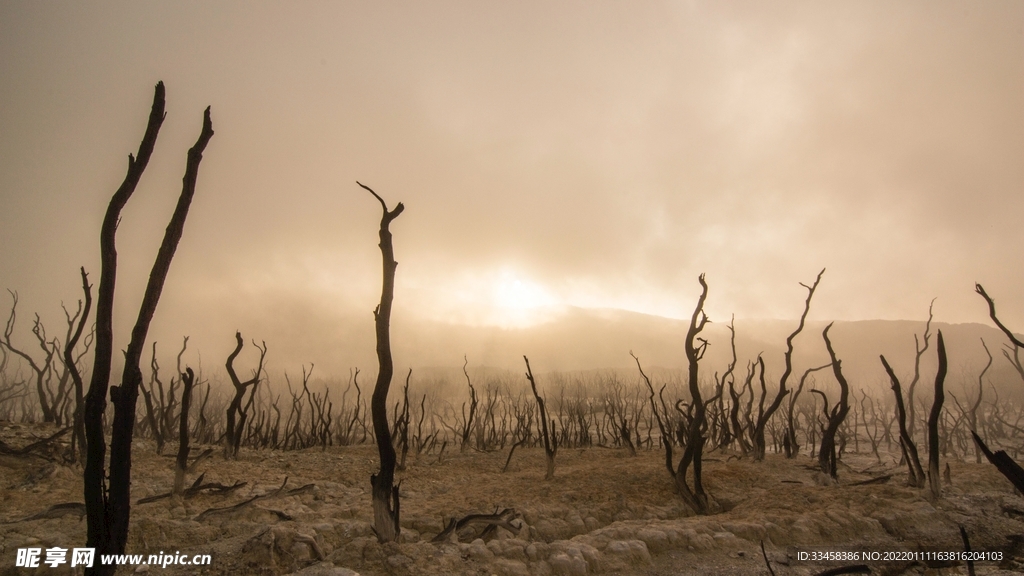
[881,355,925,487]
[927,331,947,500]
[819,323,851,480]
[359,182,404,543]
[83,84,213,575]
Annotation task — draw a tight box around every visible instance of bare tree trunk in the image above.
[785,364,831,458]
[927,331,947,500]
[675,274,711,515]
[907,301,935,442]
[819,323,851,480]
[84,83,213,576]
[524,356,556,479]
[64,268,92,464]
[84,83,167,573]
[460,356,478,452]
[173,367,195,494]
[224,332,267,458]
[880,355,925,488]
[359,181,404,543]
[970,339,991,463]
[2,293,58,423]
[975,284,1024,385]
[753,269,823,460]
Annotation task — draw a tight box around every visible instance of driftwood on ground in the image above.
[0,426,71,458]
[432,507,520,543]
[973,430,1024,493]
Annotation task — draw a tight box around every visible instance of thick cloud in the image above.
[1,2,1021,375]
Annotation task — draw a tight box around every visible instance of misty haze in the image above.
[1,2,1024,576]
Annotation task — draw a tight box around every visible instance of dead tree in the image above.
[729,355,754,456]
[2,292,59,422]
[715,317,739,451]
[967,339,991,463]
[64,268,93,463]
[927,331,948,500]
[83,82,213,576]
[395,369,412,470]
[224,332,267,458]
[907,300,935,441]
[173,367,195,494]
[858,390,882,463]
[880,355,926,488]
[52,297,93,429]
[460,355,478,452]
[675,274,712,514]
[139,342,168,453]
[818,323,851,480]
[524,355,556,479]
[785,363,831,458]
[360,181,404,543]
[0,346,30,416]
[752,269,823,460]
[633,351,674,475]
[975,283,1024,386]
[972,430,1024,494]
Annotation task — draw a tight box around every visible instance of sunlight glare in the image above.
[493,272,555,310]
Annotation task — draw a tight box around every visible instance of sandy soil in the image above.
[2,422,1023,576]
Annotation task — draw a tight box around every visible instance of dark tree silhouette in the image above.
[174,367,195,494]
[964,339,991,463]
[524,355,556,479]
[634,351,674,477]
[752,269,824,460]
[972,430,1024,494]
[675,274,712,514]
[975,283,1024,385]
[926,330,947,500]
[460,355,478,452]
[64,268,93,463]
[818,323,851,480]
[880,355,925,488]
[906,300,935,441]
[359,181,404,543]
[83,82,213,576]
[224,331,267,459]
[2,291,59,423]
[784,363,831,458]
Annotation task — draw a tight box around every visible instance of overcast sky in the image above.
[1,1,1021,373]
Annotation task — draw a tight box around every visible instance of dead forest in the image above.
[3,83,1024,576]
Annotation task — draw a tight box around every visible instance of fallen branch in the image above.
[431,508,520,543]
[761,540,777,576]
[192,477,288,520]
[137,478,247,504]
[502,435,529,473]
[287,483,316,496]
[4,502,86,524]
[0,427,71,457]
[194,495,260,521]
[187,447,214,473]
[848,474,892,487]
[260,508,294,521]
[973,430,1024,493]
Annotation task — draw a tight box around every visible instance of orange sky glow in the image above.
[1,1,1022,374]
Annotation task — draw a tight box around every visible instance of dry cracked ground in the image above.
[2,422,1023,576]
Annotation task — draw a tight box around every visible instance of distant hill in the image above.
[145,296,1023,398]
[388,307,1023,396]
